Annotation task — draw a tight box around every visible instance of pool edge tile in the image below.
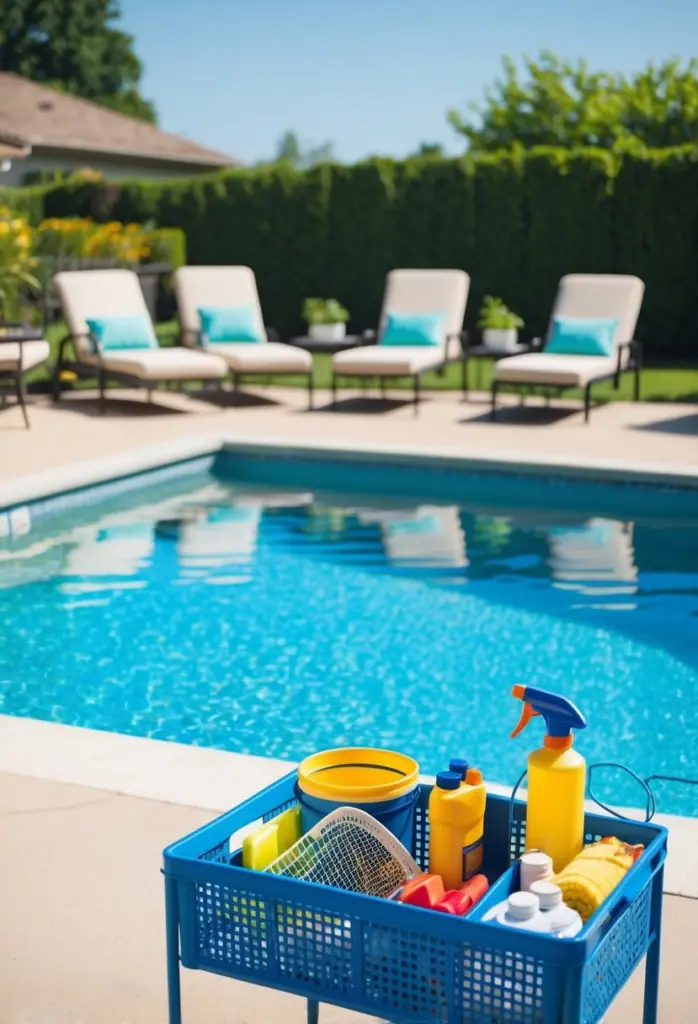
[0,434,225,510]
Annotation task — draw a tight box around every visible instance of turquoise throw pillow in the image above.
[86,315,156,351]
[546,316,619,357]
[198,305,262,343]
[380,311,445,347]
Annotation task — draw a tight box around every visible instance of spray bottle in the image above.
[511,685,588,872]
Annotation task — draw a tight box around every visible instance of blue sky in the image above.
[121,0,698,164]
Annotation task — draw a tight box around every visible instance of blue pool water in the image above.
[0,451,697,816]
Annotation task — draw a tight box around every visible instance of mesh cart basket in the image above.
[163,771,667,1024]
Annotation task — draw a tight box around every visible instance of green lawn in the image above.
[33,319,698,403]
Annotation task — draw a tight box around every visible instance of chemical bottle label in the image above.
[462,838,483,880]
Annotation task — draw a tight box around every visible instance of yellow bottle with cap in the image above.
[428,764,487,890]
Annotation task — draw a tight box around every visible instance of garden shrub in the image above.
[146,227,186,268]
[32,217,186,268]
[12,147,698,355]
[0,185,47,225]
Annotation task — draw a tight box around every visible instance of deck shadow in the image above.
[51,395,190,418]
[199,388,281,409]
[632,412,698,436]
[306,396,419,415]
[461,404,580,426]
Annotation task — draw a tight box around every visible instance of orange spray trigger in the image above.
[511,700,539,738]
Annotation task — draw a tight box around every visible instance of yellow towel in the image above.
[553,837,642,921]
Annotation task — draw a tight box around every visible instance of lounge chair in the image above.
[331,269,470,413]
[0,323,50,428]
[492,274,644,423]
[52,269,228,411]
[173,265,313,407]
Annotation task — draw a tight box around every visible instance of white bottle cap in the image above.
[520,850,553,891]
[521,851,553,871]
[530,880,563,911]
[507,891,539,920]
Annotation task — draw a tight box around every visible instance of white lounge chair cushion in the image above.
[174,266,268,349]
[549,275,644,347]
[495,352,618,387]
[80,347,227,381]
[377,269,470,342]
[207,341,311,373]
[0,340,50,372]
[333,337,460,377]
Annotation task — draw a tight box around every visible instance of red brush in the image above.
[398,873,489,916]
[435,874,489,915]
[397,873,445,909]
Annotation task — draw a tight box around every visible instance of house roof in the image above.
[0,139,29,160]
[0,73,237,168]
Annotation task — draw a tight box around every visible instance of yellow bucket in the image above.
[296,747,420,843]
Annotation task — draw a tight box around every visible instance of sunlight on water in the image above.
[0,461,697,816]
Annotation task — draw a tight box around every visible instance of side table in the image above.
[288,334,369,355]
[0,321,48,428]
[464,341,537,394]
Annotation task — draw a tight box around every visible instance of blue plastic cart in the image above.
[163,771,667,1024]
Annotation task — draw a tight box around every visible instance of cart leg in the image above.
[643,866,664,1024]
[561,969,583,1023]
[165,875,183,1024]
[306,998,320,1024]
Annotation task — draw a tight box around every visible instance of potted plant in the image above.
[302,297,350,343]
[477,295,524,353]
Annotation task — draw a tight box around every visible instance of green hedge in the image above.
[146,227,186,269]
[0,184,49,224]
[9,147,698,356]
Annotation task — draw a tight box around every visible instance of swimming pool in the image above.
[1,446,697,816]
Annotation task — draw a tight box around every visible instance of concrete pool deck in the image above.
[0,718,697,1023]
[0,386,697,483]
[1,767,697,1024]
[1,385,697,1022]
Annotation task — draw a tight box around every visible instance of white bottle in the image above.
[529,880,583,938]
[483,891,552,933]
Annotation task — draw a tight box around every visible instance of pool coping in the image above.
[0,431,697,512]
[1,434,697,900]
[1,713,696,899]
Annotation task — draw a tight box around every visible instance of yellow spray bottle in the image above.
[511,685,588,873]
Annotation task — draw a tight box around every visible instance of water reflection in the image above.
[61,522,154,595]
[175,492,313,585]
[546,518,637,607]
[0,539,68,589]
[55,484,230,599]
[2,483,698,644]
[177,506,261,585]
[356,506,468,571]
